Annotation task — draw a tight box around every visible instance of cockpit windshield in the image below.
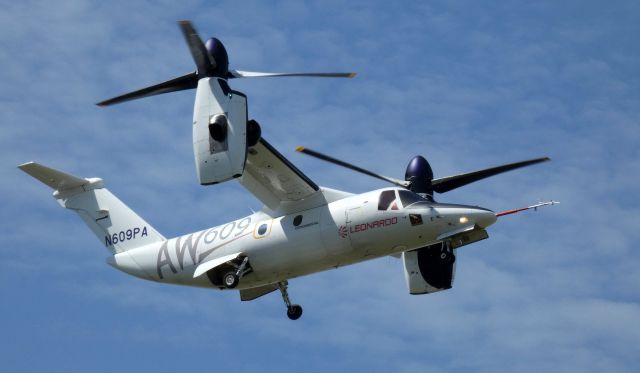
[378,190,399,211]
[398,190,430,208]
[378,189,430,210]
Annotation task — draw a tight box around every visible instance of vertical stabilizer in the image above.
[19,162,165,253]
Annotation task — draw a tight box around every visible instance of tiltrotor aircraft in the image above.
[19,21,556,320]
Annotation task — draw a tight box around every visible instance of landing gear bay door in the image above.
[193,78,247,185]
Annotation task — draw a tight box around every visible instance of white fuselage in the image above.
[108,188,497,290]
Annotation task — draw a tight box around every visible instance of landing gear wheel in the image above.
[223,272,239,289]
[287,305,303,320]
[278,281,303,320]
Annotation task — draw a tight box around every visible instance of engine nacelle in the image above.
[193,78,247,185]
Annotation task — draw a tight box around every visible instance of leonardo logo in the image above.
[338,225,348,238]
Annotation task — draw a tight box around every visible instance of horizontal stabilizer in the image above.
[18,162,90,191]
[19,161,165,253]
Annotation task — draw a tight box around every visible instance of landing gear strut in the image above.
[278,281,303,320]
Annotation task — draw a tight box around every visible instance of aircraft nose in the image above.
[473,208,497,228]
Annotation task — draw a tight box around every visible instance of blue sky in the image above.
[1,1,639,371]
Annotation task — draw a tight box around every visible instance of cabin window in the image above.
[258,224,268,235]
[253,220,273,239]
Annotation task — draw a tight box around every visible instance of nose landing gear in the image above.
[439,240,455,264]
[278,281,303,320]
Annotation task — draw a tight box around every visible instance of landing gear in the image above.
[222,256,250,289]
[287,305,303,320]
[439,241,455,264]
[223,272,239,288]
[278,281,303,320]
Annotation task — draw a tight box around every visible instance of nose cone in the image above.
[204,37,229,78]
[473,208,497,228]
[405,155,433,181]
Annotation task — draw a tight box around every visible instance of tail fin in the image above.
[19,162,166,253]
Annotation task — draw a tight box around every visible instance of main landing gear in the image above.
[278,281,303,320]
[222,256,250,289]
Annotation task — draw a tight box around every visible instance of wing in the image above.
[239,138,320,212]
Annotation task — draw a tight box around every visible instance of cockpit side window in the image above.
[378,190,398,210]
[399,190,427,208]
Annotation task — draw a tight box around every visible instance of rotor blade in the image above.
[178,20,216,77]
[229,70,356,79]
[96,72,198,107]
[296,146,408,188]
[431,157,551,194]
